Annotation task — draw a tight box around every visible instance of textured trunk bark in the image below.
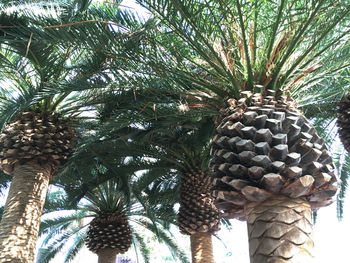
[190,232,215,263]
[0,161,52,263]
[245,195,314,263]
[97,248,118,263]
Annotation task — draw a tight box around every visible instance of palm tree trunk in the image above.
[245,195,314,263]
[190,232,215,263]
[0,161,52,263]
[98,248,118,263]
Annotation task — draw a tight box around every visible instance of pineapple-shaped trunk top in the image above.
[0,111,74,175]
[85,212,132,255]
[210,90,339,219]
[178,169,221,235]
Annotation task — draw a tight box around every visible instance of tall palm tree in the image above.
[0,2,110,261]
[115,1,349,262]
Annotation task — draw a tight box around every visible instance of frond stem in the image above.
[235,0,254,90]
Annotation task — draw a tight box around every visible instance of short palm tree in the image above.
[37,181,189,263]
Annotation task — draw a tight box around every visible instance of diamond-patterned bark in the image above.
[245,195,314,263]
[211,92,339,219]
[0,112,74,175]
[337,94,350,152]
[85,213,132,254]
[178,170,221,235]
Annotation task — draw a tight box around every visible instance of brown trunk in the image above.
[0,161,52,263]
[245,195,314,263]
[190,232,215,263]
[97,248,118,263]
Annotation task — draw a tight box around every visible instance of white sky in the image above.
[37,197,350,263]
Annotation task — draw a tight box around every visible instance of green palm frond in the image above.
[132,231,151,263]
[128,0,350,96]
[39,210,89,238]
[25,0,348,130]
[298,67,350,119]
[96,89,216,171]
[37,223,88,263]
[131,165,176,193]
[0,1,149,129]
[335,151,350,220]
[62,232,86,263]
[0,0,148,54]
[43,190,75,213]
[136,219,190,263]
[55,93,215,200]
[0,43,91,127]
[143,181,179,226]
[3,0,349,108]
[56,136,154,203]
[84,180,129,215]
[0,170,10,195]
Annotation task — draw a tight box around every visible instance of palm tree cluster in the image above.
[0,0,349,263]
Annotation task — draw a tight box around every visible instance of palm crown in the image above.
[132,0,349,97]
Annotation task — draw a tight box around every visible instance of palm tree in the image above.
[37,182,189,263]
[0,2,111,261]
[116,119,222,263]
[113,1,349,262]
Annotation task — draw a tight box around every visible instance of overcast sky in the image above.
[39,197,350,263]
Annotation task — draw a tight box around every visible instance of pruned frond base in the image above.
[211,91,338,218]
[85,213,132,254]
[178,170,221,235]
[0,112,74,175]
